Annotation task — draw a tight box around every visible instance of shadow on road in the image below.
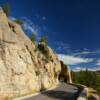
[40,83,84,100]
[23,83,83,100]
[41,90,77,100]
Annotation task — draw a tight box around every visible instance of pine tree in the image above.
[3,2,10,16]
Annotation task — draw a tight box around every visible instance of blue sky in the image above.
[0,0,100,71]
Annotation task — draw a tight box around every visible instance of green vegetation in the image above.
[3,3,23,26]
[38,36,52,63]
[31,33,36,43]
[72,70,100,94]
[39,36,48,45]
[31,35,51,62]
[14,19,23,26]
[38,42,52,63]
[3,2,10,16]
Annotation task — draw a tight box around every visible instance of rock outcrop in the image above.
[59,61,72,83]
[0,7,61,99]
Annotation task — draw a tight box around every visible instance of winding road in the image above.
[20,83,83,100]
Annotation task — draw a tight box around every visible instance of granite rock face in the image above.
[59,61,72,83]
[0,8,61,99]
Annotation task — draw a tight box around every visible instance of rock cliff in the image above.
[0,7,61,99]
[59,61,72,83]
[0,7,73,99]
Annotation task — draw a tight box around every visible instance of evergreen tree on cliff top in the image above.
[3,2,10,16]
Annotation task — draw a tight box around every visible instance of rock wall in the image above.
[0,7,61,99]
[59,61,72,83]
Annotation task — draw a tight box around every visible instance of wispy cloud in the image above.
[10,16,40,38]
[88,67,100,71]
[72,49,100,56]
[73,66,100,71]
[21,16,40,35]
[73,66,86,71]
[42,16,46,20]
[35,14,46,21]
[10,16,16,21]
[58,54,93,65]
[53,42,71,53]
[96,60,100,66]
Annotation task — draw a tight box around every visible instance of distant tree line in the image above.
[72,69,100,94]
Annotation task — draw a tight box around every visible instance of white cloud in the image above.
[10,16,16,21]
[10,16,40,35]
[42,16,46,20]
[73,67,86,72]
[35,14,46,21]
[73,51,93,55]
[72,49,100,56]
[21,16,40,35]
[23,23,35,33]
[57,54,93,65]
[73,66,100,72]
[54,42,71,53]
[88,67,100,71]
[96,60,100,66]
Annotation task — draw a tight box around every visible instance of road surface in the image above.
[22,83,82,100]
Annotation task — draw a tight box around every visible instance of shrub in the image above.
[14,19,23,26]
[39,36,48,45]
[38,43,51,63]
[31,33,36,43]
[3,2,10,16]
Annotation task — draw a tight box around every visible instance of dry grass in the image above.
[88,88,100,100]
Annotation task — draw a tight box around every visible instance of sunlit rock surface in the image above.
[0,8,61,99]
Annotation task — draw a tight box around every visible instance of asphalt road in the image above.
[22,83,81,100]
